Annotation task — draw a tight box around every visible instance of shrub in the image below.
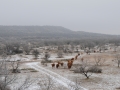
[74,69,81,73]
[41,60,52,64]
[74,66,102,73]
[57,51,63,58]
[88,66,102,73]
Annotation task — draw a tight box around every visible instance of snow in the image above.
[49,55,75,61]
[10,75,39,90]
[27,62,88,90]
[0,55,36,61]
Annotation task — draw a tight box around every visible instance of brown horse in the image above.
[75,55,78,60]
[67,62,72,69]
[57,61,64,67]
[60,62,64,66]
[67,59,74,69]
[51,63,55,68]
[56,63,59,68]
[58,61,61,64]
[71,58,74,60]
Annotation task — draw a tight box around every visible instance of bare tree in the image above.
[74,60,92,79]
[114,46,118,52]
[38,75,55,90]
[12,43,21,54]
[44,52,50,61]
[57,50,63,58]
[23,45,31,55]
[58,45,64,51]
[94,56,106,66]
[0,55,17,90]
[71,45,74,52]
[4,44,14,55]
[11,60,21,73]
[114,54,120,67]
[68,77,82,90]
[0,45,4,55]
[0,74,16,90]
[32,49,39,59]
[0,54,35,90]
[6,43,23,54]
[79,65,92,79]
[17,76,36,90]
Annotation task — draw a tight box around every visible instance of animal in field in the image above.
[57,61,61,64]
[56,63,59,68]
[68,59,74,63]
[67,60,74,69]
[51,63,55,68]
[75,55,78,60]
[68,60,71,63]
[67,63,72,69]
[71,58,74,60]
[67,61,73,69]
[57,61,64,66]
[60,62,64,66]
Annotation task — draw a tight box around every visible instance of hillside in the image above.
[0,25,119,40]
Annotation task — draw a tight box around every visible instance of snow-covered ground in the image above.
[40,53,78,61]
[1,50,120,90]
[0,54,34,61]
[27,62,88,90]
[49,55,75,61]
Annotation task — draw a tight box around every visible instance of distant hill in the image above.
[0,25,119,41]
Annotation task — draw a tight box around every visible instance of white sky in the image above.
[0,0,120,35]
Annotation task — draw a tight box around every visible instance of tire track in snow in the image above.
[27,63,88,90]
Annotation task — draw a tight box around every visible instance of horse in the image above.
[71,58,74,60]
[56,63,59,68]
[67,59,74,69]
[67,62,72,69]
[60,62,64,66]
[51,63,55,68]
[75,55,78,60]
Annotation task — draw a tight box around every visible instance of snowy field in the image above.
[1,50,120,90]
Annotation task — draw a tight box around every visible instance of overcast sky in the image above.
[0,0,120,35]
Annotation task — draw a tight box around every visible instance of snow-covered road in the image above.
[27,62,88,90]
